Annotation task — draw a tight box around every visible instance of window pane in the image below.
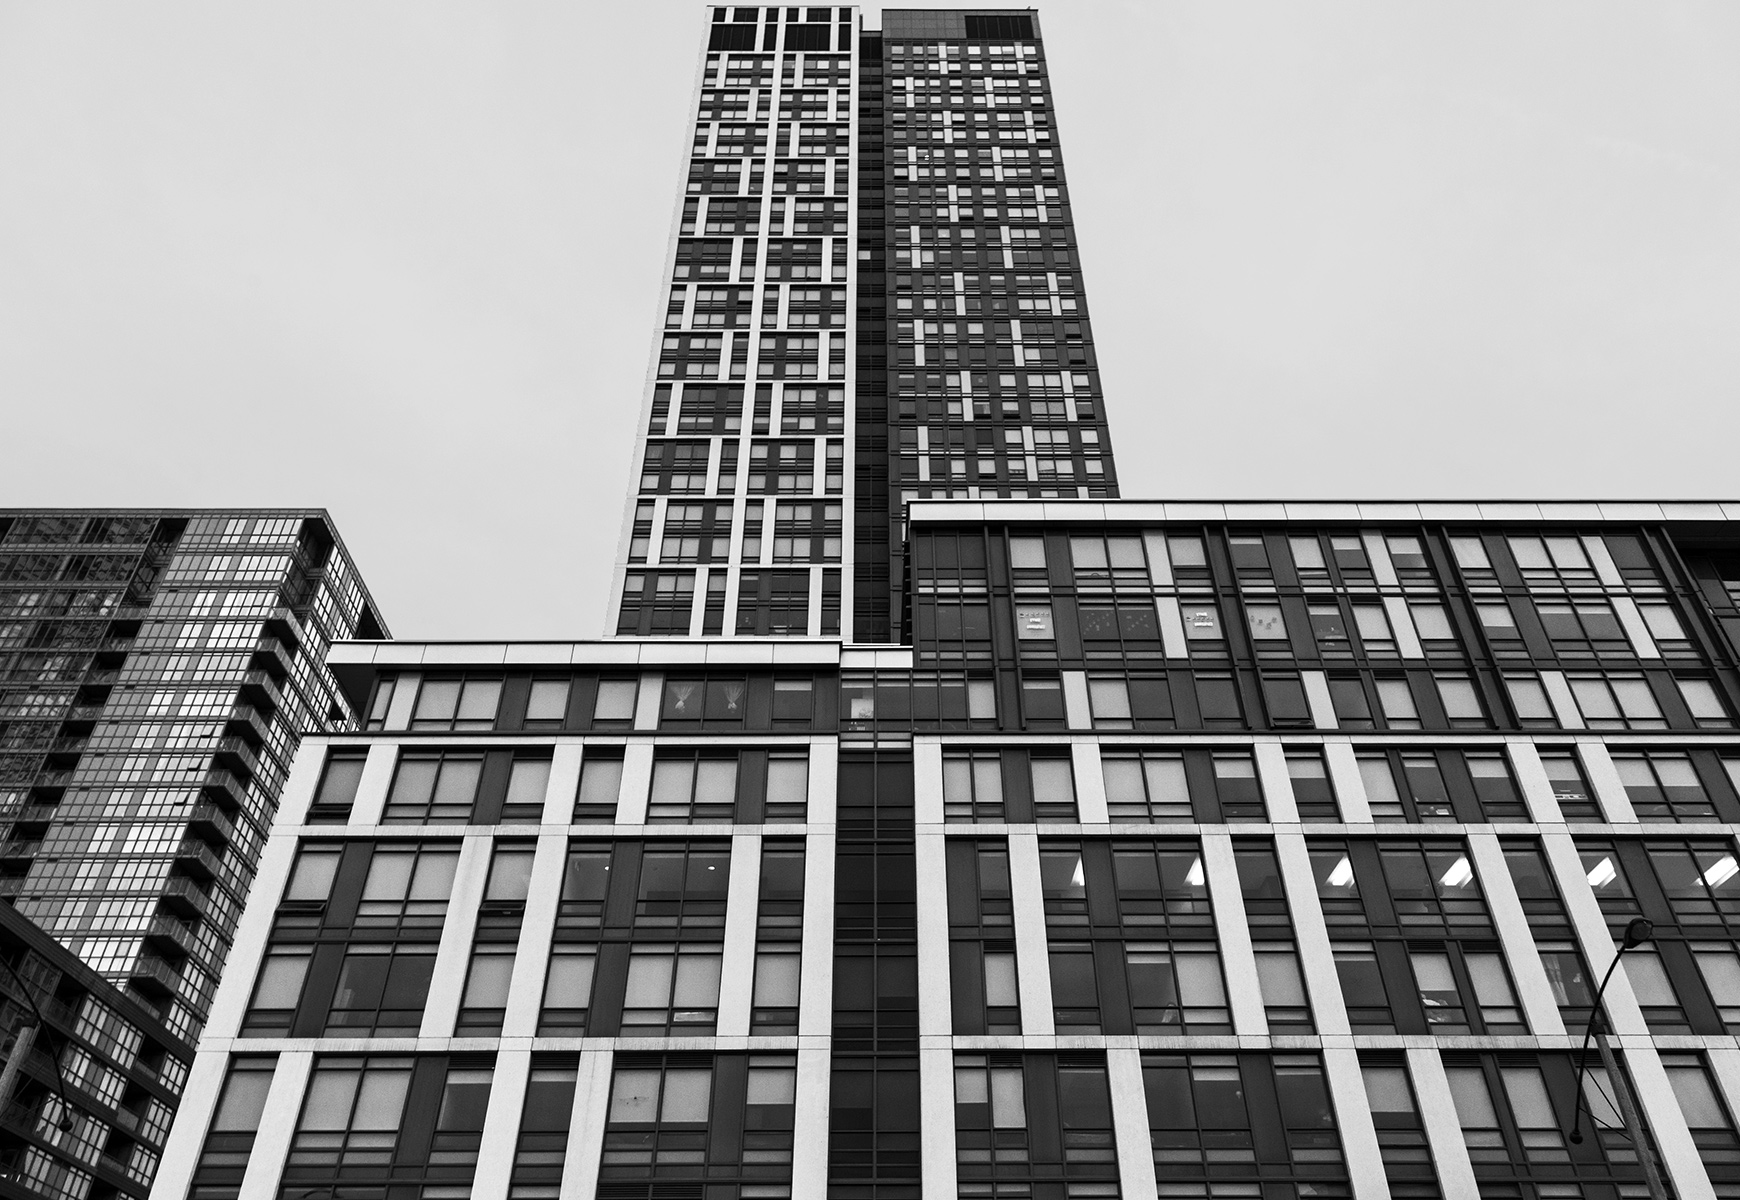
[504,759,552,813]
[526,679,571,721]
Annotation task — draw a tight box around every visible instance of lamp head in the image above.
[1623,917,1655,949]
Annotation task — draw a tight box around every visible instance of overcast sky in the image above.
[2,2,1737,640]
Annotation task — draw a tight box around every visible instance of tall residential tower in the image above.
[149,11,1740,1200]
[0,510,384,1200]
[613,7,1112,645]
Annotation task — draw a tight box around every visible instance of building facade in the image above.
[142,8,1740,1200]
[612,6,1112,645]
[153,501,1740,1200]
[0,510,385,1200]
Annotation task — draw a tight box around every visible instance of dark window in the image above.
[1143,1053,1345,1189]
[410,677,502,731]
[1100,750,1264,822]
[310,752,366,823]
[953,1054,1117,1189]
[385,751,484,824]
[191,1057,277,1196]
[573,753,625,823]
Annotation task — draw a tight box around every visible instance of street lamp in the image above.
[1565,916,1668,1200]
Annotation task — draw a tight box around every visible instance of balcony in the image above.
[263,607,305,652]
[172,838,222,883]
[143,916,197,961]
[157,877,209,919]
[213,736,260,780]
[224,704,271,749]
[30,770,74,797]
[200,766,246,813]
[251,635,294,679]
[237,669,283,715]
[128,954,180,997]
[0,840,41,868]
[184,803,234,849]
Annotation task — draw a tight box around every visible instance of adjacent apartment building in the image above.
[0,511,385,1200]
[143,8,1740,1200]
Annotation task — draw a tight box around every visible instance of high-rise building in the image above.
[0,509,385,1200]
[146,10,1740,1200]
[613,6,1110,644]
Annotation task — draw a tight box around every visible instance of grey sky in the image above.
[2,2,1737,640]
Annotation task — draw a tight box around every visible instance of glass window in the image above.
[312,753,367,819]
[385,752,482,824]
[525,678,571,724]
[503,756,552,821]
[574,754,625,822]
[1409,603,1454,641]
[1246,604,1288,640]
[1287,754,1338,822]
[1376,679,1419,729]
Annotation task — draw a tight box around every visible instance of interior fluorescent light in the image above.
[1440,857,1474,889]
[1327,857,1354,888]
[1704,856,1739,888]
[1185,857,1204,887]
[1070,857,1085,889]
[1586,857,1616,888]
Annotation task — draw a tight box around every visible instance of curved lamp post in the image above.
[1565,916,1668,1200]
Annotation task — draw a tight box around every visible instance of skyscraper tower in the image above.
[0,509,385,1200]
[147,11,1740,1200]
[613,7,1113,644]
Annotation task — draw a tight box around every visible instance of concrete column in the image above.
[1253,742,1299,823]
[203,832,297,1039]
[616,741,654,825]
[1007,830,1055,1036]
[920,1043,958,1200]
[1540,831,1648,1034]
[1202,832,1266,1035]
[799,831,836,1035]
[808,735,838,825]
[272,737,325,825]
[1506,741,1565,824]
[1323,742,1372,823]
[383,671,419,731]
[420,834,493,1038]
[237,1050,313,1200]
[349,740,399,826]
[915,831,952,1036]
[1466,832,1567,1036]
[562,1048,614,1200]
[546,743,584,825]
[470,1047,531,1200]
[792,1045,832,1198]
[1062,671,1091,730]
[1406,1047,1480,1199]
[1322,1046,1389,1200]
[1106,1047,1158,1199]
[634,674,662,731]
[148,1049,231,1200]
[913,738,945,825]
[1303,671,1338,730]
[1541,671,1586,730]
[1383,596,1424,659]
[1577,741,1637,823]
[502,831,568,1038]
[1072,740,1109,824]
[1625,1045,1718,1200]
[717,833,763,1036]
[1273,832,1350,1035]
